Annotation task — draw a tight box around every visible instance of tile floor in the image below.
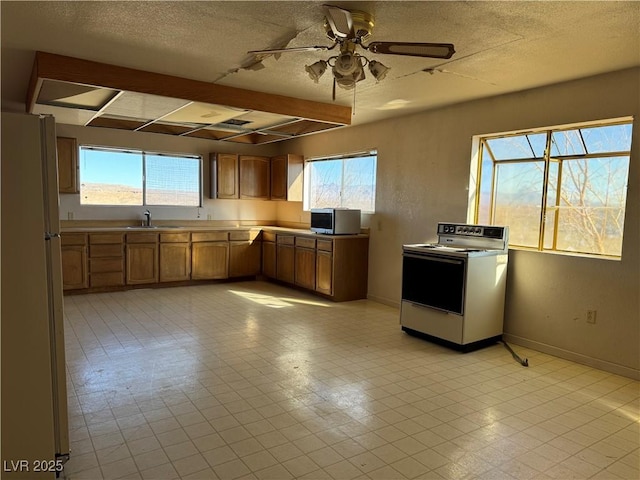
[61,281,639,480]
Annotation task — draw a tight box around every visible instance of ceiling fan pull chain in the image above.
[352,82,357,116]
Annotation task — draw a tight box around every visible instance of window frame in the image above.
[472,118,633,259]
[79,145,203,207]
[303,150,377,213]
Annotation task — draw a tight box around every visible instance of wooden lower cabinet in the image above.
[331,237,369,301]
[89,233,124,288]
[315,250,333,295]
[126,233,159,285]
[126,243,159,284]
[191,242,229,279]
[60,228,368,301]
[61,245,88,290]
[160,243,191,282]
[229,241,261,277]
[295,236,316,290]
[61,233,88,290]
[262,241,276,278]
[276,235,295,284]
[263,231,368,301]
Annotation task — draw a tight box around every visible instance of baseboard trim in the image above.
[367,294,400,309]
[503,333,640,380]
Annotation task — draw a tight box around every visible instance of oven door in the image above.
[401,252,466,315]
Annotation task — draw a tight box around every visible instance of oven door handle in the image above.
[403,253,464,265]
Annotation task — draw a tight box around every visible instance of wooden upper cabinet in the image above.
[57,137,78,194]
[211,153,239,199]
[239,155,270,200]
[270,154,303,201]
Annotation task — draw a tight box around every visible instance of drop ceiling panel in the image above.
[37,79,118,110]
[230,111,299,130]
[31,103,97,126]
[101,91,190,120]
[161,102,247,125]
[87,116,147,131]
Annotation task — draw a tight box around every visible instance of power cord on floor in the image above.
[501,340,529,367]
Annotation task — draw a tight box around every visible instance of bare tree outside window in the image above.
[305,152,377,212]
[476,121,632,257]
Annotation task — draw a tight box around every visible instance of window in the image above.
[79,146,201,206]
[474,119,633,258]
[304,150,377,212]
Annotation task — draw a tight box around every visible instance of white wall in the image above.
[278,68,640,377]
[55,123,279,225]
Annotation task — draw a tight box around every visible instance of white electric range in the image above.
[401,222,509,352]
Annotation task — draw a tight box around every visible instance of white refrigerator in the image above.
[1,113,70,478]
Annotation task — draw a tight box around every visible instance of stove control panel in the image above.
[438,223,507,240]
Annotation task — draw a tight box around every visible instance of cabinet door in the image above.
[191,242,229,279]
[276,244,295,284]
[160,243,191,282]
[270,154,303,201]
[213,153,239,199]
[270,155,287,200]
[295,247,316,290]
[239,155,270,199]
[316,250,333,295]
[262,241,276,278]
[61,245,87,290]
[57,137,78,194]
[126,243,158,284]
[229,240,261,277]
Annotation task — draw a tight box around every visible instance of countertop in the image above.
[61,225,368,239]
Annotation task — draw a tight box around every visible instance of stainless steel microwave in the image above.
[310,208,361,235]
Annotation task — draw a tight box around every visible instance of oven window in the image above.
[402,254,465,315]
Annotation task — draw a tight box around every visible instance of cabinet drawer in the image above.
[90,257,123,273]
[61,233,86,246]
[90,244,123,257]
[262,231,276,242]
[192,231,228,242]
[295,237,316,249]
[126,233,158,243]
[89,233,124,244]
[90,272,124,287]
[229,230,250,241]
[161,232,190,243]
[316,239,333,252]
[277,235,295,245]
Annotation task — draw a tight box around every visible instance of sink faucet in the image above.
[143,209,151,227]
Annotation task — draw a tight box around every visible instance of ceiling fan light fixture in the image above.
[329,51,366,90]
[368,60,390,82]
[305,60,328,83]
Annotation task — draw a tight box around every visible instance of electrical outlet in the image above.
[67,211,74,220]
[207,214,212,221]
[586,310,597,324]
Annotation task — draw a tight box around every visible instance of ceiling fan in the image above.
[248,4,455,100]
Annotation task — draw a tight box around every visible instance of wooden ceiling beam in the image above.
[27,51,352,126]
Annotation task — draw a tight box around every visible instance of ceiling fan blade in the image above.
[323,4,353,38]
[248,45,332,55]
[365,42,455,59]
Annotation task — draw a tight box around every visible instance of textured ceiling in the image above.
[2,1,639,128]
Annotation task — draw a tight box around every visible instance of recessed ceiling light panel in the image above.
[101,92,190,120]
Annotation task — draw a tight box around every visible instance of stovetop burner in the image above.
[408,243,486,253]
